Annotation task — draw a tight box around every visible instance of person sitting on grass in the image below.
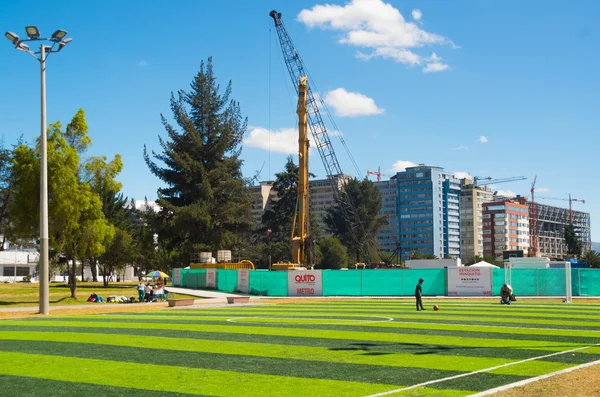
[500,284,512,305]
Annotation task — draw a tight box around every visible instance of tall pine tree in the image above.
[144,58,252,266]
[325,178,387,263]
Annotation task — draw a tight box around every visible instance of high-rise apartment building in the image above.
[482,199,530,258]
[374,179,399,253]
[390,165,461,258]
[459,183,494,261]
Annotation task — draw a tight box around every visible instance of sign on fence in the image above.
[447,267,492,296]
[173,268,182,287]
[287,270,323,297]
[206,268,217,289]
[237,269,250,293]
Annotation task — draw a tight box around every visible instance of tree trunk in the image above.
[102,266,109,287]
[69,258,77,299]
[91,258,98,282]
[81,259,85,283]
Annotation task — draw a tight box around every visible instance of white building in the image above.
[0,250,39,282]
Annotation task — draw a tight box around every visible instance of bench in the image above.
[227,296,251,304]
[167,298,195,307]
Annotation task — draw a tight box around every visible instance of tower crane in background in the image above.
[473,176,526,186]
[367,166,391,182]
[529,175,538,257]
[270,10,371,262]
[535,194,585,224]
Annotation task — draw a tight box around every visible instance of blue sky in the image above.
[1,0,598,240]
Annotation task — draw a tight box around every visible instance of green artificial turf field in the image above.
[0,300,599,396]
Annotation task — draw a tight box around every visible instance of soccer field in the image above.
[0,300,599,396]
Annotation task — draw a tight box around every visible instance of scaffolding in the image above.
[529,202,591,258]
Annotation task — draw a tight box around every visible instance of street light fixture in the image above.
[51,30,67,40]
[26,26,40,39]
[4,27,72,315]
[5,31,19,44]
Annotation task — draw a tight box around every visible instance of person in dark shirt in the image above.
[415,278,425,311]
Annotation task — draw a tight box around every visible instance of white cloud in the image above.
[536,187,550,193]
[452,145,468,150]
[137,60,148,67]
[324,88,384,117]
[478,135,489,144]
[391,160,417,173]
[298,0,456,72]
[453,172,472,180]
[495,190,517,198]
[243,127,298,154]
[422,52,449,73]
[412,9,422,21]
[423,62,449,73]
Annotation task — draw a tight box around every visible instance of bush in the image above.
[22,274,32,282]
[317,237,348,269]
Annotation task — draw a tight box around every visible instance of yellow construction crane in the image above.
[291,76,309,266]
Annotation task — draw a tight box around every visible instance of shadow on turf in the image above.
[330,342,485,356]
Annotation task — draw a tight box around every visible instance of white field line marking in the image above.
[362,343,600,397]
[227,316,394,325]
[467,358,600,397]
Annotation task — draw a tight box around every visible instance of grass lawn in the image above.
[0,282,195,307]
[0,299,599,396]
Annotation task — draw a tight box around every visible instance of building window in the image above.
[3,267,30,277]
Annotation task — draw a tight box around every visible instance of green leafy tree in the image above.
[84,154,138,282]
[409,251,438,260]
[9,111,112,298]
[324,178,386,263]
[98,228,134,286]
[483,255,502,266]
[144,57,252,267]
[580,250,600,268]
[564,223,582,256]
[464,256,484,266]
[317,237,348,269]
[261,157,298,245]
[0,139,18,250]
[134,200,161,277]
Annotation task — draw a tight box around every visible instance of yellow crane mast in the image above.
[291,76,309,266]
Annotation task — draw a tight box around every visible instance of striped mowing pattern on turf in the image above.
[0,301,599,396]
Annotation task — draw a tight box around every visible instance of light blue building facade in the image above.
[375,165,461,259]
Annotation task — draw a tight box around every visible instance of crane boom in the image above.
[270,10,370,261]
[536,194,585,224]
[291,76,309,265]
[473,176,526,186]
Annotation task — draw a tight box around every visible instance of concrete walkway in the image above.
[0,288,254,314]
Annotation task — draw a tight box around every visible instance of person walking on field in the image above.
[415,278,425,311]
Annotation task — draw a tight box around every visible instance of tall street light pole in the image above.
[5,27,72,315]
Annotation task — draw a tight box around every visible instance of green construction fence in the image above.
[175,268,600,297]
